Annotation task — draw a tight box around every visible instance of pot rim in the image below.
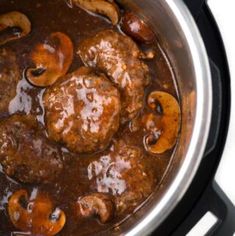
[126,1,212,235]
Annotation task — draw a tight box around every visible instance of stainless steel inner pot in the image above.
[107,0,212,235]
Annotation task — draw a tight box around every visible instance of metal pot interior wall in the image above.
[104,0,212,235]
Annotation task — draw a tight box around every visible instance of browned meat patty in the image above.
[44,67,121,154]
[0,48,20,114]
[0,115,63,184]
[87,140,154,214]
[77,30,150,123]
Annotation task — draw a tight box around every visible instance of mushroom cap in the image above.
[26,32,73,87]
[121,12,155,44]
[72,0,120,25]
[76,193,115,223]
[8,189,66,236]
[0,11,31,45]
[143,91,181,154]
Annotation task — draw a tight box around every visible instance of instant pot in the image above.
[115,0,234,235]
[0,0,234,235]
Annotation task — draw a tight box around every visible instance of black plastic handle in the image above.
[209,182,235,236]
[170,59,233,236]
[204,60,222,157]
[172,181,235,236]
[183,0,207,19]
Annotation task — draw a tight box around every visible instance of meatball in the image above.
[87,140,154,213]
[78,30,150,123]
[44,67,121,153]
[0,48,20,114]
[0,115,63,184]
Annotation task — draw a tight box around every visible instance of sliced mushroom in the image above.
[0,11,31,45]
[121,12,155,44]
[26,32,73,87]
[143,91,180,154]
[72,0,120,25]
[8,189,66,235]
[76,193,115,223]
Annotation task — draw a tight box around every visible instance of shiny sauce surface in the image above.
[0,0,179,235]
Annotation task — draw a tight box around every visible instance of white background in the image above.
[208,0,235,206]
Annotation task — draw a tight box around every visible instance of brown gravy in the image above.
[0,0,179,235]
